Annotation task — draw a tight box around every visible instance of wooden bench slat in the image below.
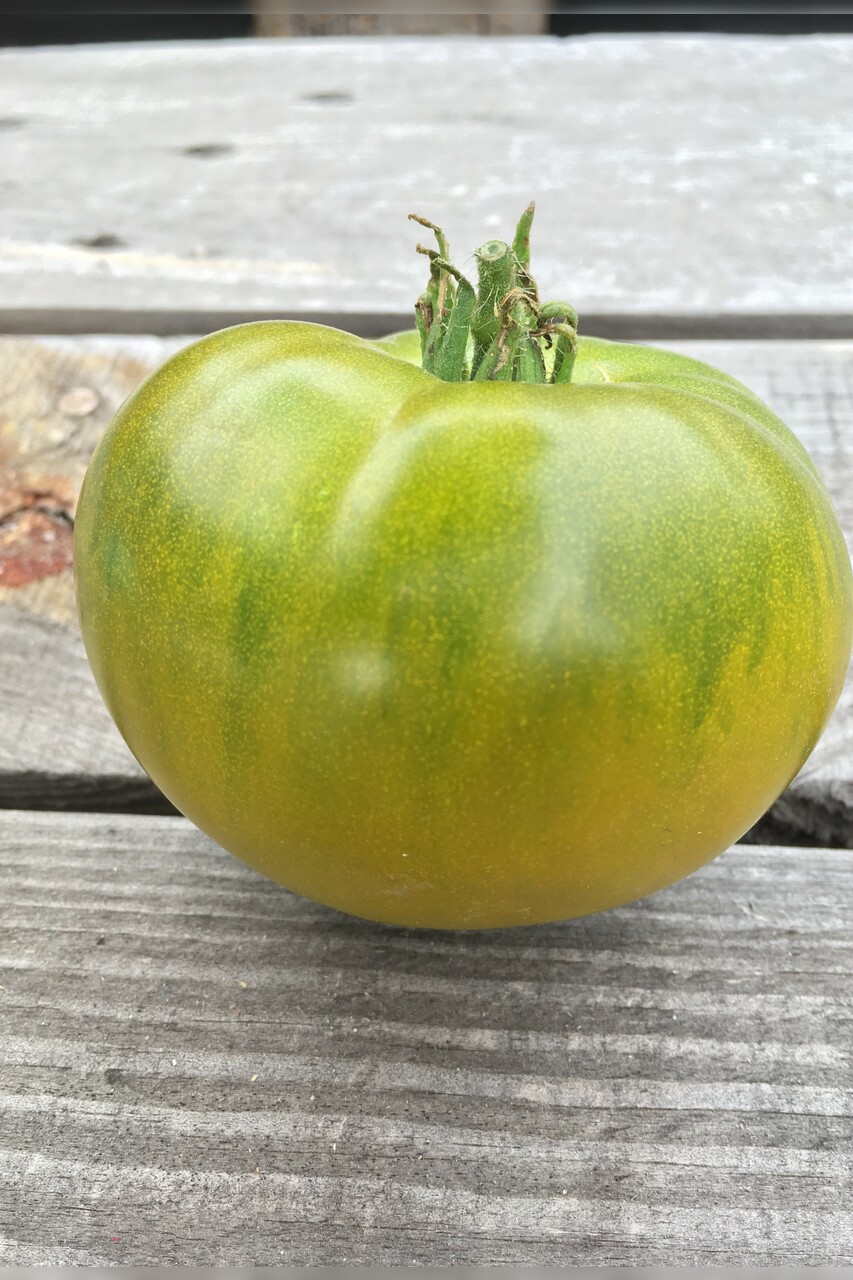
[0,809,851,1265]
[2,334,852,846]
[2,36,852,331]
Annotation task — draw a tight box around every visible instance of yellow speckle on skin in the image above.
[74,322,853,929]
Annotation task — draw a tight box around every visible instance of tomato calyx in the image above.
[408,201,578,385]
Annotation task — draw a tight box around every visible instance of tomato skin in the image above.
[75,321,852,928]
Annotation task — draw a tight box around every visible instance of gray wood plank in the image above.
[0,809,851,1265]
[2,37,853,332]
[0,336,179,813]
[2,334,853,847]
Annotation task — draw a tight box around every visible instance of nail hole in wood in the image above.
[71,233,127,250]
[182,143,233,158]
[302,91,353,104]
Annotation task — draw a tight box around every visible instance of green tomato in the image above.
[75,321,852,928]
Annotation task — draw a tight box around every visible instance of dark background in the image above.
[2,3,853,46]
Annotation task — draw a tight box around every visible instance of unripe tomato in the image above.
[75,322,852,927]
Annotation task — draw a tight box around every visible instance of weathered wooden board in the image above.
[0,337,180,812]
[2,37,853,332]
[1,334,852,846]
[0,809,851,1265]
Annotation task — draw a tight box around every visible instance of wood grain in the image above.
[1,335,852,845]
[0,809,851,1265]
[2,37,853,330]
[0,337,179,812]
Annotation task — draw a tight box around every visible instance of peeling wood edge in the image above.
[2,308,853,341]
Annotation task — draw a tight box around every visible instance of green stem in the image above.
[536,303,578,384]
[414,246,445,370]
[431,259,475,382]
[551,329,578,384]
[408,213,451,263]
[409,202,579,385]
[511,200,538,298]
[515,334,547,383]
[471,240,517,374]
[472,324,521,382]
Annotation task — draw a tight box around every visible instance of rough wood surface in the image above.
[0,337,180,812]
[2,37,853,331]
[0,809,851,1265]
[1,335,852,845]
